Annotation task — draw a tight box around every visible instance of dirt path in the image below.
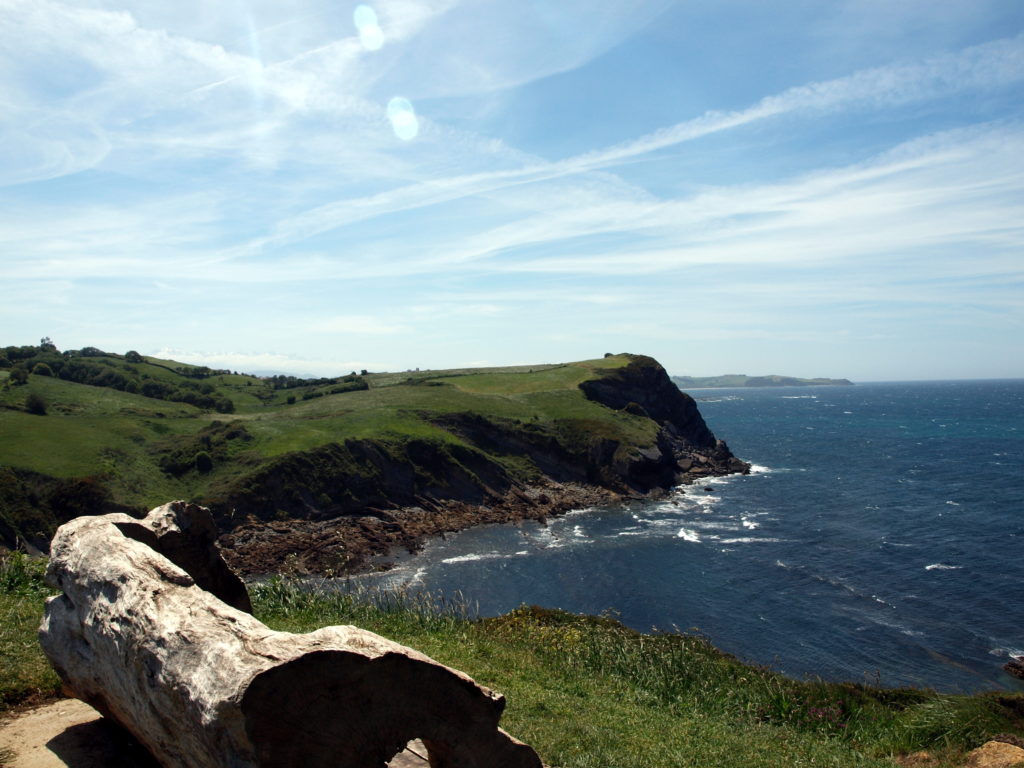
[0,699,429,767]
[0,700,156,768]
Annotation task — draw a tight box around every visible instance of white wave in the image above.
[717,537,785,544]
[741,517,759,530]
[748,464,772,474]
[677,528,701,542]
[782,395,817,399]
[901,629,925,637]
[989,646,1024,658]
[775,559,789,568]
[945,500,960,506]
[843,411,853,414]
[441,553,489,564]
[617,530,647,537]
[441,550,530,565]
[924,563,962,571]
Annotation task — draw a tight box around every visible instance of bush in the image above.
[24,393,47,415]
[125,350,143,363]
[31,362,53,377]
[9,367,28,385]
[194,451,213,473]
[214,398,235,414]
[622,401,649,418]
[287,395,296,405]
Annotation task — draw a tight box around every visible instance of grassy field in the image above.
[1,348,659,545]
[5,553,1020,768]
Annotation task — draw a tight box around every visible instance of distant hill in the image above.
[672,374,853,389]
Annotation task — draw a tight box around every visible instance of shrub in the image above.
[287,395,296,405]
[25,393,47,415]
[194,451,213,473]
[31,362,53,377]
[9,367,28,385]
[125,350,143,363]
[215,398,235,414]
[623,402,649,418]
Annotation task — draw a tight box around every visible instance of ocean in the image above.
[347,380,1024,693]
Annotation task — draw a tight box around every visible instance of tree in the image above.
[25,393,47,415]
[40,337,57,352]
[125,350,144,363]
[32,362,54,377]
[9,366,29,385]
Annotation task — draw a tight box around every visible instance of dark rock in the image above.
[1004,657,1024,680]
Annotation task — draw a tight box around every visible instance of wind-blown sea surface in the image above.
[347,381,1024,693]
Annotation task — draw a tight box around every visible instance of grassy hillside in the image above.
[3,555,1021,767]
[2,345,700,553]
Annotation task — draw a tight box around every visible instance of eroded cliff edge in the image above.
[0,352,748,575]
[215,354,749,575]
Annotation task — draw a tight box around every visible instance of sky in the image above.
[2,0,1023,381]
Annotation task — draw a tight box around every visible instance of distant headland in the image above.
[672,374,853,389]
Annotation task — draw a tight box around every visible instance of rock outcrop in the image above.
[39,502,543,768]
[1004,657,1024,680]
[580,355,749,485]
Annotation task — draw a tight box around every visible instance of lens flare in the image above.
[387,97,419,141]
[353,4,384,51]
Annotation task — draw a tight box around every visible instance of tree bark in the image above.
[39,502,542,768]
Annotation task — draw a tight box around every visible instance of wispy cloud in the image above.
[3,1,1022,378]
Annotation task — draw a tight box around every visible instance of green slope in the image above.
[4,346,725,551]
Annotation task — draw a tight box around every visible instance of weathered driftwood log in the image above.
[39,501,542,768]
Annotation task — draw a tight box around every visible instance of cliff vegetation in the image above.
[1,344,743,571]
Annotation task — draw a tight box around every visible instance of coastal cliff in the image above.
[0,350,748,574]
[214,354,749,574]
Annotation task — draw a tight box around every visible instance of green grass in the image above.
[0,554,60,709]
[4,565,1020,766]
[0,350,673,547]
[248,578,1023,768]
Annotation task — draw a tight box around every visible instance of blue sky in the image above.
[2,0,1023,380]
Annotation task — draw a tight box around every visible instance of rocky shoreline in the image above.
[212,355,751,577]
[216,460,744,578]
[217,481,629,577]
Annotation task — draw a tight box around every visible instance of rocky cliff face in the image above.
[579,355,749,486]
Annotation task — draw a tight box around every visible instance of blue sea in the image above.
[349,381,1024,693]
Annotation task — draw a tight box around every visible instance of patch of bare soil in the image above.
[0,698,431,767]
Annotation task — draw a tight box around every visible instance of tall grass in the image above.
[0,553,60,709]
[3,566,1020,767]
[251,578,1024,768]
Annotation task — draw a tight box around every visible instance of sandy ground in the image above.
[0,700,157,768]
[0,699,428,767]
